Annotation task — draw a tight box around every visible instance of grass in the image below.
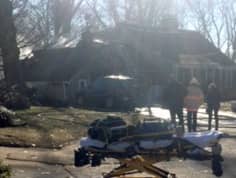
[0,106,141,148]
[0,102,233,149]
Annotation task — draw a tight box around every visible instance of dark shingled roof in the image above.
[21,42,135,82]
[22,24,235,82]
[22,48,77,81]
[95,24,233,66]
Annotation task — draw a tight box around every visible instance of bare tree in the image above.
[52,0,84,35]
[11,0,236,62]
[221,0,236,60]
[185,0,236,61]
[0,0,21,84]
[14,0,86,55]
[97,0,176,27]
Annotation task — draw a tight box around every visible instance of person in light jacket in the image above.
[184,78,204,132]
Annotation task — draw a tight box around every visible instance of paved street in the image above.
[0,108,236,178]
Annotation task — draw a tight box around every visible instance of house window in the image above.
[0,48,4,80]
[222,68,231,89]
[233,69,236,88]
[78,79,88,90]
[230,68,234,88]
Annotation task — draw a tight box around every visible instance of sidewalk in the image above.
[0,143,75,178]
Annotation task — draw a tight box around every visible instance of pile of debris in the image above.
[0,106,25,127]
[0,81,30,110]
[0,106,13,127]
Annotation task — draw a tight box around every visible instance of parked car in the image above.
[76,75,137,110]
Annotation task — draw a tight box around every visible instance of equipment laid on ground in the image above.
[74,116,223,178]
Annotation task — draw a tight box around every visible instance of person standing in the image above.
[206,82,221,130]
[184,78,204,132]
[163,77,187,131]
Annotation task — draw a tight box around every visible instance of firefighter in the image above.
[184,78,204,132]
[206,82,221,130]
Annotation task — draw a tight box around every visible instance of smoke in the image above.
[19,46,34,60]
[53,33,80,48]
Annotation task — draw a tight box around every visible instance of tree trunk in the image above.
[0,0,21,85]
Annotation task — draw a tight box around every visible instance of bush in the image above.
[3,92,30,110]
[0,161,11,178]
[0,81,30,110]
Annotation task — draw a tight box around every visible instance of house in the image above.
[94,23,236,99]
[21,40,136,104]
[22,22,236,104]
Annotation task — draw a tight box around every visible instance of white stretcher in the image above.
[80,130,222,152]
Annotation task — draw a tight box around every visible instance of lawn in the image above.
[0,102,233,149]
[0,106,140,148]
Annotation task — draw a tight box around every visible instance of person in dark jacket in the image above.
[163,77,187,131]
[206,82,221,130]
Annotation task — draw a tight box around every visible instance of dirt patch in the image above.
[0,106,141,148]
